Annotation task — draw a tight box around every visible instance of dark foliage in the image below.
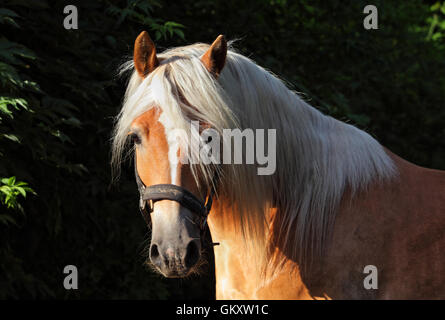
[0,0,444,298]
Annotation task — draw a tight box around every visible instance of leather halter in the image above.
[134,156,216,244]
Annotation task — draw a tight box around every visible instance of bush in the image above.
[0,0,443,299]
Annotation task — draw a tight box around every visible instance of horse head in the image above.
[129,32,226,277]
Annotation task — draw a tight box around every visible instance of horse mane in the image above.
[111,41,396,276]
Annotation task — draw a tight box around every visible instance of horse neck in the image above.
[207,198,317,299]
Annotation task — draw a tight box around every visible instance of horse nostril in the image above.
[184,240,200,268]
[150,243,161,266]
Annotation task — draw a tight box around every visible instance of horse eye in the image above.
[130,133,141,145]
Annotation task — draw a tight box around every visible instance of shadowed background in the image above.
[0,0,444,299]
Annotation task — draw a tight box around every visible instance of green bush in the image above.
[0,0,443,299]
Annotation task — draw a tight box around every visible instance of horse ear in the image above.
[133,31,159,78]
[201,35,227,77]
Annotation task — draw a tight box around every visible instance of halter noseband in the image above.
[134,156,217,245]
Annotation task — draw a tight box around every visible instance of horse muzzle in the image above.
[149,237,201,277]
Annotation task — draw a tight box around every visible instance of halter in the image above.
[134,156,218,246]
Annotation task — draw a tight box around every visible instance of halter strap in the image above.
[140,184,212,217]
[134,156,215,237]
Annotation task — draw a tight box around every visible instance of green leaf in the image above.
[164,21,185,28]
[16,187,26,197]
[174,29,185,40]
[431,2,441,11]
[0,38,37,66]
[0,97,29,118]
[0,214,17,226]
[0,8,19,18]
[8,176,16,185]
[2,134,21,143]
[0,8,20,28]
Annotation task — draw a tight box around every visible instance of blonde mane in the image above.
[111,41,396,274]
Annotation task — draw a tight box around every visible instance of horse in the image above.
[112,31,445,299]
